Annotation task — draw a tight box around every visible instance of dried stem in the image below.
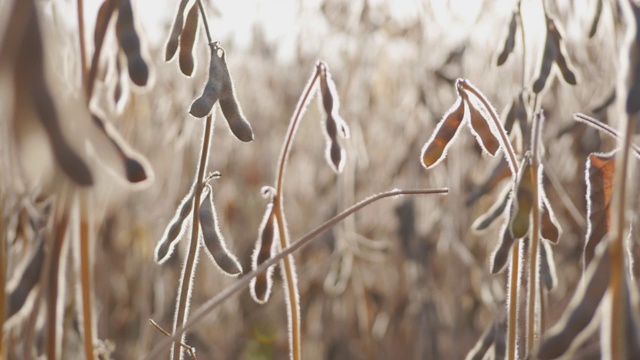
[271,67,321,360]
[507,243,521,360]
[0,194,5,358]
[47,207,70,360]
[150,319,196,359]
[526,112,543,355]
[517,0,526,88]
[144,188,449,360]
[79,197,96,360]
[171,114,213,360]
[195,0,213,44]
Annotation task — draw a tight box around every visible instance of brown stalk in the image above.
[79,197,95,360]
[507,242,521,360]
[526,112,543,355]
[0,194,5,358]
[171,114,212,360]
[144,188,449,360]
[46,207,70,360]
[270,66,323,360]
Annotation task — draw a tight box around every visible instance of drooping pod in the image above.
[5,236,45,327]
[533,16,577,93]
[539,240,558,291]
[250,203,278,304]
[318,61,350,172]
[421,97,467,169]
[463,92,500,156]
[155,187,196,264]
[472,186,511,232]
[189,42,225,118]
[115,0,149,86]
[218,46,254,142]
[532,18,558,94]
[199,184,242,276]
[540,190,561,244]
[165,0,189,61]
[178,1,199,76]
[497,10,518,66]
[489,204,516,275]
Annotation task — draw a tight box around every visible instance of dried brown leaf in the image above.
[583,151,615,268]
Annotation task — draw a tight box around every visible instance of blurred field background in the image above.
[0,0,628,358]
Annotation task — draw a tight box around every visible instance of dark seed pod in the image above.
[472,186,511,232]
[189,43,225,118]
[588,0,603,38]
[155,188,195,264]
[540,190,561,244]
[421,97,467,169]
[532,17,558,94]
[537,243,610,359]
[510,155,533,239]
[250,204,278,304]
[219,94,254,142]
[199,185,242,276]
[318,61,349,172]
[115,0,149,86]
[165,0,189,61]
[178,1,199,76]
[490,217,516,274]
[548,19,577,86]
[16,7,93,186]
[497,10,518,66]
[539,240,557,291]
[6,236,45,325]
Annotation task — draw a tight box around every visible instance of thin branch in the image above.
[196,0,213,44]
[144,188,449,360]
[79,197,96,360]
[150,319,196,360]
[573,113,640,156]
[171,114,213,360]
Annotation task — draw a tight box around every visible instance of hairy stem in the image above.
[507,243,521,360]
[573,113,640,156]
[144,188,448,360]
[526,112,543,355]
[196,0,213,44]
[270,67,321,360]
[171,114,212,360]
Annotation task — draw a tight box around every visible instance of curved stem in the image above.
[270,67,320,360]
[171,115,213,360]
[195,0,213,44]
[144,188,449,360]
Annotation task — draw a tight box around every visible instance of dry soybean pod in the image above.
[165,0,189,61]
[178,1,199,77]
[319,61,349,172]
[537,243,610,359]
[189,42,225,118]
[155,188,196,264]
[472,186,511,232]
[490,220,517,275]
[199,184,242,276]
[5,235,44,326]
[549,20,578,86]
[421,97,467,169]
[250,203,278,304]
[217,45,254,142]
[462,92,500,156]
[115,0,149,86]
[497,10,518,66]
[510,154,533,239]
[532,16,558,94]
[540,190,561,244]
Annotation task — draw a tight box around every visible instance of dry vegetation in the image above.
[1,0,640,359]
